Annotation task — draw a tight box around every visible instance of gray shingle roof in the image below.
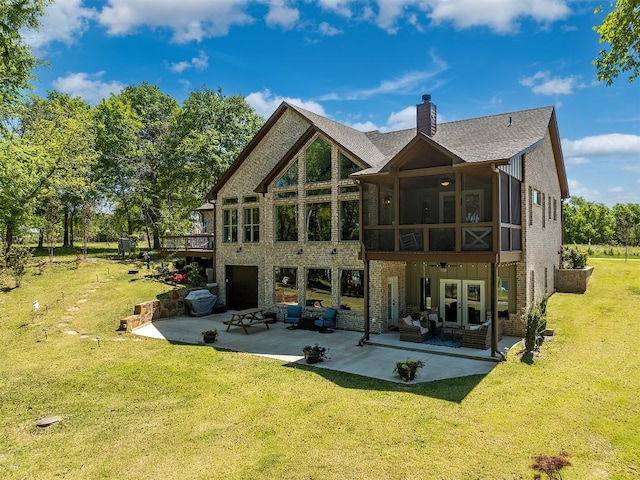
[288,103,554,174]
[432,106,554,163]
[286,103,385,167]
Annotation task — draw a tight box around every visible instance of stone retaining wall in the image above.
[555,266,594,294]
[119,286,218,331]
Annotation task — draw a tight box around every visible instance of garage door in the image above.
[225,265,258,310]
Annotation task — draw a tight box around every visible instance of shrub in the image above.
[561,245,587,269]
[530,450,571,479]
[523,302,542,353]
[184,263,205,287]
[6,244,33,288]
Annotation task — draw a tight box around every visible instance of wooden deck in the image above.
[160,234,214,258]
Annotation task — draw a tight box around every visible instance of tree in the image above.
[0,92,96,258]
[563,197,616,244]
[168,87,263,226]
[93,95,144,236]
[593,0,640,85]
[0,0,49,115]
[118,83,179,250]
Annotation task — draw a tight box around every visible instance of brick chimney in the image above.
[416,94,436,136]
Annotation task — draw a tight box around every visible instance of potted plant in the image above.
[393,358,425,382]
[302,344,328,364]
[201,328,218,344]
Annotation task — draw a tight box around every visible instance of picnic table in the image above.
[223,308,269,334]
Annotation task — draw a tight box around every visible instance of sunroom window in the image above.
[305,138,332,183]
[276,160,298,187]
[306,202,331,241]
[275,204,297,241]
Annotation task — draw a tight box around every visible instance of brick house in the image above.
[204,95,568,352]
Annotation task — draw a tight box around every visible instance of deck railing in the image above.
[160,234,215,253]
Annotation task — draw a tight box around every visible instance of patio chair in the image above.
[461,320,492,349]
[314,307,337,333]
[399,315,429,343]
[428,313,443,336]
[284,305,302,329]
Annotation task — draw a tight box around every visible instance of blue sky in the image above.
[24,0,640,206]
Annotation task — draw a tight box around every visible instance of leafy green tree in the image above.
[0,92,96,258]
[0,0,48,115]
[593,0,640,85]
[613,202,640,247]
[6,243,32,288]
[168,87,263,222]
[93,95,144,236]
[119,83,179,249]
[563,197,615,244]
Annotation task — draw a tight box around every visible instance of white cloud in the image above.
[168,51,209,73]
[385,106,416,131]
[520,71,578,95]
[98,0,255,42]
[52,72,124,103]
[567,178,600,201]
[245,89,328,118]
[265,0,299,29]
[319,21,342,36]
[322,54,447,101]
[565,156,591,166]
[562,134,640,158]
[427,0,570,34]
[316,0,353,18]
[349,120,382,132]
[91,0,572,44]
[608,186,624,193]
[375,0,417,33]
[23,0,95,49]
[624,165,640,173]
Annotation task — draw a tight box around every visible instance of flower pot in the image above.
[203,333,217,344]
[396,366,416,381]
[304,352,322,364]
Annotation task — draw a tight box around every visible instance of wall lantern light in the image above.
[383,196,392,206]
[440,177,451,187]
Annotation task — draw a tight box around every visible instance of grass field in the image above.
[573,243,640,259]
[1,250,639,479]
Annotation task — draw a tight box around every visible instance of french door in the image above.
[439,279,485,327]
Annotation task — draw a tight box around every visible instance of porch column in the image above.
[491,262,499,356]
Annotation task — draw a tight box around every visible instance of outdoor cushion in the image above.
[403,316,413,326]
[284,305,302,326]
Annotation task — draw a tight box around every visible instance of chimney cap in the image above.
[422,94,431,103]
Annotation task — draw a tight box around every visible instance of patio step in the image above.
[365,338,504,363]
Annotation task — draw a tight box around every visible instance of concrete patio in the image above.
[133,312,522,384]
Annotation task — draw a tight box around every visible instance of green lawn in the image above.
[1,252,639,479]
